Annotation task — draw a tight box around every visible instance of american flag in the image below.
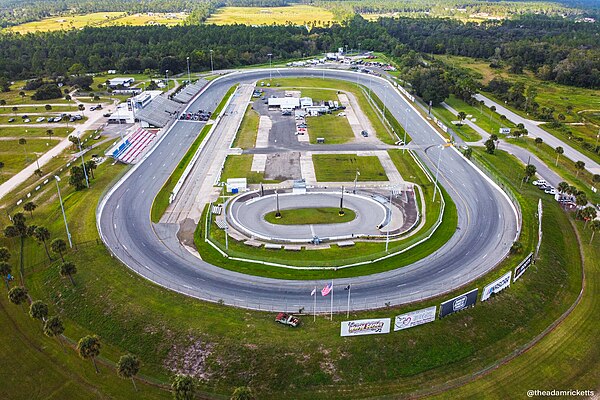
[310,288,316,296]
[321,282,332,296]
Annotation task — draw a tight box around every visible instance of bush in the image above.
[31,84,62,100]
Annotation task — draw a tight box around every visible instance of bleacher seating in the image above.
[118,127,156,164]
[173,80,208,104]
[136,96,182,128]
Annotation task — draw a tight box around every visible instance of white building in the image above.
[108,77,135,88]
[107,104,135,124]
[268,97,300,110]
[226,178,247,193]
[300,97,313,108]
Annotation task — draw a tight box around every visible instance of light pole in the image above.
[55,176,72,248]
[353,170,360,194]
[403,108,409,152]
[77,137,90,188]
[210,50,214,73]
[339,186,345,216]
[186,56,191,85]
[267,53,273,81]
[432,145,446,202]
[386,188,393,252]
[275,189,281,218]
[165,70,169,91]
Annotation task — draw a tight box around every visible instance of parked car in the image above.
[8,118,14,123]
[532,179,547,186]
[275,313,300,327]
[36,117,45,123]
[23,118,30,123]
[545,187,557,195]
[361,130,369,137]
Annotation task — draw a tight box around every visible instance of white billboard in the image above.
[394,306,437,331]
[481,271,512,301]
[340,318,391,337]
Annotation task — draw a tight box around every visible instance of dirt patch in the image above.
[318,346,341,382]
[177,218,197,246]
[164,336,216,380]
[264,151,301,181]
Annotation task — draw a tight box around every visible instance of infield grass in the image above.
[306,114,354,144]
[264,207,355,225]
[313,154,388,182]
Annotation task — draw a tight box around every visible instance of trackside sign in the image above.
[340,318,391,337]
[514,252,534,282]
[394,306,437,331]
[481,271,512,301]
[439,288,478,318]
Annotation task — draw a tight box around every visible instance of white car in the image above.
[23,118,30,123]
[545,187,557,195]
[36,117,45,123]
[532,180,547,186]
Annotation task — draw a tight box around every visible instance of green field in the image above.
[0,138,62,179]
[313,154,388,182]
[444,94,517,137]
[0,136,587,398]
[0,126,73,138]
[205,5,335,27]
[307,114,354,144]
[219,154,277,184]
[7,12,186,34]
[264,207,355,225]
[232,105,260,149]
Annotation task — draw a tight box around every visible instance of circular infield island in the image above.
[228,191,388,242]
[263,207,356,225]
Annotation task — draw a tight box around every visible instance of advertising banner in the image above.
[514,252,534,282]
[481,271,512,301]
[439,288,478,318]
[394,306,437,331]
[340,318,391,337]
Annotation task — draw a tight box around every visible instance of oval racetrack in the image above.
[97,68,519,312]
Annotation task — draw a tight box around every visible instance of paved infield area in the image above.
[97,68,519,312]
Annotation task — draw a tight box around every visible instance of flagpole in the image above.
[346,285,351,318]
[314,287,317,322]
[330,280,334,321]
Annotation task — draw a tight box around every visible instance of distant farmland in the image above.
[7,12,187,34]
[205,5,336,27]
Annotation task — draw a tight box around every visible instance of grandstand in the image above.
[106,126,157,164]
[136,96,182,128]
[172,79,208,104]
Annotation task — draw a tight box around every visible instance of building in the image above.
[107,104,135,124]
[305,105,329,116]
[226,178,247,193]
[127,90,162,112]
[108,77,135,88]
[267,97,300,110]
[300,97,313,108]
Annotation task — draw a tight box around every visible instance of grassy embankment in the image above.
[0,142,583,399]
[312,154,388,181]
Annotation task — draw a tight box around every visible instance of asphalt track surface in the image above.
[97,68,519,312]
[229,192,388,241]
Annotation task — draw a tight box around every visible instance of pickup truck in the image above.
[275,312,300,327]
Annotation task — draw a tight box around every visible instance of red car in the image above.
[275,312,300,327]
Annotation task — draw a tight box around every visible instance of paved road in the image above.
[97,68,519,312]
[475,94,600,175]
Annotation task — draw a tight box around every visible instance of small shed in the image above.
[226,178,247,193]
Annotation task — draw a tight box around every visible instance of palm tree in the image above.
[84,160,97,179]
[456,111,467,124]
[117,354,141,391]
[589,220,600,244]
[32,226,52,261]
[46,129,54,140]
[524,164,536,183]
[11,106,18,116]
[0,262,11,289]
[575,161,585,177]
[557,181,570,194]
[8,286,29,310]
[29,300,49,322]
[78,103,85,116]
[23,201,37,217]
[77,335,102,373]
[555,146,564,166]
[4,212,31,284]
[44,315,65,348]
[172,374,195,400]
[59,261,77,286]
[45,104,52,111]
[51,238,67,262]
[575,193,588,208]
[534,137,543,146]
[0,246,10,263]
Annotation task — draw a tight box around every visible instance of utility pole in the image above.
[339,186,345,216]
[55,176,72,248]
[275,189,281,218]
[186,56,191,85]
[268,53,273,81]
[210,50,214,73]
[78,138,89,188]
[432,146,444,202]
[386,188,393,252]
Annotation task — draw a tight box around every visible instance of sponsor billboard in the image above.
[514,252,534,282]
[481,271,512,301]
[394,306,437,331]
[499,128,511,134]
[340,318,391,337]
[439,288,478,318]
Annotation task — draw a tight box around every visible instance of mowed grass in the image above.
[0,132,585,399]
[0,105,78,115]
[6,12,186,34]
[264,207,355,225]
[0,138,62,178]
[444,94,517,136]
[313,154,388,182]
[205,5,335,27]
[0,126,73,138]
[432,104,481,142]
[220,154,278,184]
[307,114,354,144]
[232,105,260,149]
